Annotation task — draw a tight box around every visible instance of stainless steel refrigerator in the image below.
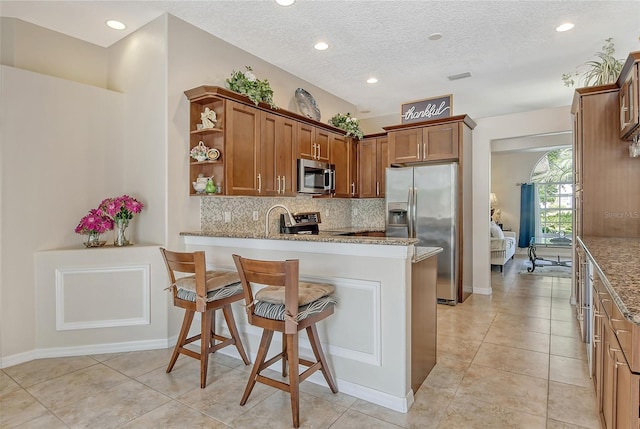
[386,163,458,303]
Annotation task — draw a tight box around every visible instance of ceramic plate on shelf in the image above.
[207,148,220,161]
[295,88,321,121]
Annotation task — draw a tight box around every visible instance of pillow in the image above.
[490,221,504,239]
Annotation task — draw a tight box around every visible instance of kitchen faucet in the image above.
[265,204,296,236]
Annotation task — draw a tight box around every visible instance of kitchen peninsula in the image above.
[181,230,441,412]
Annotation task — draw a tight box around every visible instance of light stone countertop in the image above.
[181,228,419,246]
[413,246,443,263]
[579,236,640,325]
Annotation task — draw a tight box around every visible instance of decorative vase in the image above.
[114,219,130,246]
[84,231,105,248]
[205,178,216,194]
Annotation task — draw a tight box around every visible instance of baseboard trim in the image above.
[473,286,492,295]
[0,338,173,369]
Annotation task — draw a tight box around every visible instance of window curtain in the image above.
[518,183,536,248]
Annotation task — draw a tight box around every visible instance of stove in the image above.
[279,212,321,235]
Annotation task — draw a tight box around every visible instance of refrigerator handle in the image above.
[407,187,414,238]
[412,186,418,238]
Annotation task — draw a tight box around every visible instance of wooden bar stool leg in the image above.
[200,309,213,388]
[241,329,274,406]
[168,309,195,373]
[307,324,338,393]
[210,309,216,349]
[287,333,300,428]
[222,304,250,365]
[282,332,288,377]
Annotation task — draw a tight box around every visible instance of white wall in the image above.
[0,65,124,361]
[473,106,572,294]
[107,15,168,246]
[0,17,108,88]
[491,150,546,238]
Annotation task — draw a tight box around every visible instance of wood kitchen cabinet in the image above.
[358,134,388,198]
[261,111,297,196]
[298,122,330,162]
[582,238,640,429]
[386,115,474,165]
[186,85,359,198]
[330,133,357,198]
[572,83,640,316]
[618,52,640,140]
[601,309,639,429]
[225,100,261,195]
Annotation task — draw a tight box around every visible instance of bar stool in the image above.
[232,254,338,428]
[160,248,250,388]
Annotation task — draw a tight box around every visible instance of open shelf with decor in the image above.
[185,90,226,196]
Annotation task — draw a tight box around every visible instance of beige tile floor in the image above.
[1,255,602,428]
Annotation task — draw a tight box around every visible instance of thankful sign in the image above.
[401,94,452,124]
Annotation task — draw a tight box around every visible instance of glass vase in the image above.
[114,218,130,246]
[84,231,105,248]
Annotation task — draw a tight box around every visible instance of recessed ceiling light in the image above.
[276,0,295,6]
[428,32,443,41]
[367,77,378,84]
[106,20,126,30]
[555,22,574,32]
[314,42,329,51]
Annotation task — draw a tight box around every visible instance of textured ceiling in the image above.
[2,1,639,120]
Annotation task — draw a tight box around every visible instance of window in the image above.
[531,148,573,237]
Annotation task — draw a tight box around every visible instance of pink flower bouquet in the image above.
[75,209,114,235]
[99,195,144,221]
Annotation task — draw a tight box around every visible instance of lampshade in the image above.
[490,192,498,207]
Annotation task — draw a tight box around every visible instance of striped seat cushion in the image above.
[174,270,242,303]
[253,281,336,321]
[253,296,337,322]
[176,283,242,303]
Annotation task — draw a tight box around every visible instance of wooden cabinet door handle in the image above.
[277,176,281,194]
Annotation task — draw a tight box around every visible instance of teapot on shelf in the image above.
[193,174,211,194]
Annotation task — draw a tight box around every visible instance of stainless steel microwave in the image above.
[297,159,335,194]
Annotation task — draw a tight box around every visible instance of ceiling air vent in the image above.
[447,72,472,81]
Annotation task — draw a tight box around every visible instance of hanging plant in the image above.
[562,38,624,87]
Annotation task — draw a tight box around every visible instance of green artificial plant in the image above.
[562,38,624,87]
[225,66,277,109]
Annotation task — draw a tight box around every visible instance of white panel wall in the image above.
[32,246,168,359]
